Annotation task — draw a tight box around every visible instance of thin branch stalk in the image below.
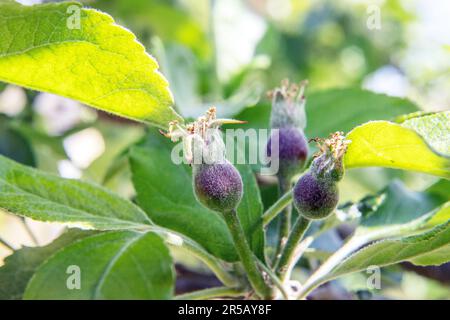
[273,178,293,266]
[262,189,293,226]
[256,259,289,300]
[223,209,273,299]
[275,216,311,280]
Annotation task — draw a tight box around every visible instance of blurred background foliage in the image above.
[0,0,449,299]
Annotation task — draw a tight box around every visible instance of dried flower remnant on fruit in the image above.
[267,79,308,130]
[163,108,244,212]
[310,131,351,182]
[161,107,244,165]
[293,132,351,220]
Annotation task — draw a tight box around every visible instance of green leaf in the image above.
[299,183,450,295]
[344,120,450,179]
[425,191,450,227]
[0,116,35,166]
[306,88,418,138]
[326,218,450,281]
[0,1,182,129]
[422,179,450,201]
[235,88,418,136]
[129,140,234,261]
[9,121,67,160]
[410,203,450,266]
[129,132,265,262]
[232,89,418,173]
[24,231,174,299]
[92,0,210,59]
[359,181,444,230]
[0,229,95,299]
[347,181,449,245]
[0,155,152,230]
[410,244,450,266]
[399,111,450,155]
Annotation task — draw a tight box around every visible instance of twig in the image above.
[223,209,273,299]
[275,216,311,280]
[256,259,289,300]
[262,189,293,226]
[272,179,293,267]
[283,236,314,282]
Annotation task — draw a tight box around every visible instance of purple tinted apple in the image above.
[193,161,243,212]
[293,172,338,220]
[266,127,308,179]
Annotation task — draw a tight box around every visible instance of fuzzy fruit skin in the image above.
[266,127,308,179]
[293,172,338,220]
[193,161,243,212]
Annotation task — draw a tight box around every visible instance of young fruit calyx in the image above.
[163,107,244,212]
[266,79,309,180]
[310,131,350,182]
[268,79,308,130]
[162,107,243,165]
[293,132,350,220]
